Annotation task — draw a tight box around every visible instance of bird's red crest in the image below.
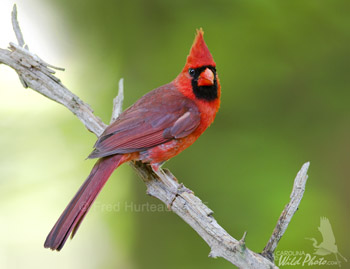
[185,29,216,70]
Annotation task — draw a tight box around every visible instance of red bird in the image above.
[44,29,221,251]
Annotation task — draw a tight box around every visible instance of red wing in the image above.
[88,84,200,159]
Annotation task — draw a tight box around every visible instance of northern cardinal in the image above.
[44,29,221,251]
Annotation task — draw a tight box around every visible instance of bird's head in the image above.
[174,29,220,103]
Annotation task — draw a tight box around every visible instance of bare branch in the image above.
[0,43,106,135]
[110,78,124,123]
[11,4,29,88]
[262,162,310,261]
[0,6,311,268]
[11,4,28,50]
[130,163,278,268]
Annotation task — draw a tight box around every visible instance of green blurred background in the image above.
[0,0,349,268]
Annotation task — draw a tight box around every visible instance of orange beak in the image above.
[197,68,214,86]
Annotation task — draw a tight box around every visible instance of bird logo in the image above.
[305,217,347,267]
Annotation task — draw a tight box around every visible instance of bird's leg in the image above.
[149,166,194,210]
[162,168,178,182]
[146,163,179,209]
[150,162,162,172]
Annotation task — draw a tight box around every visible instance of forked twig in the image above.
[262,162,310,261]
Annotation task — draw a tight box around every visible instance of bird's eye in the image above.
[188,69,195,76]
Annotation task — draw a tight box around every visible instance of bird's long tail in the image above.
[44,154,125,251]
